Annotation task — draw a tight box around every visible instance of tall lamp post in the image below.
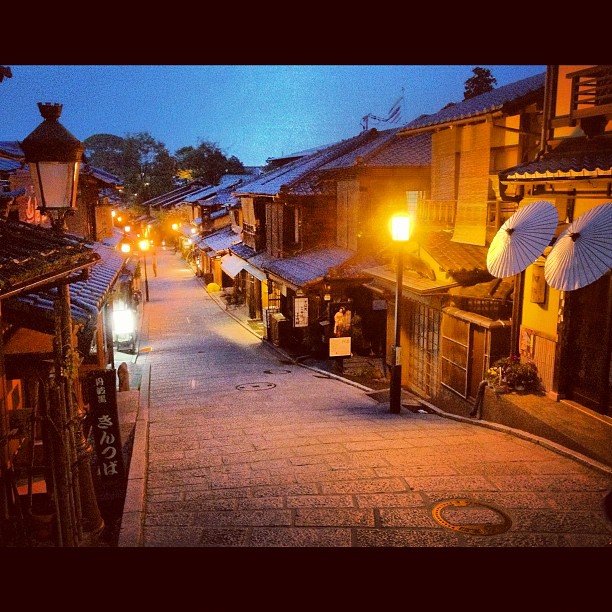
[21,102,105,545]
[139,238,150,302]
[389,212,411,414]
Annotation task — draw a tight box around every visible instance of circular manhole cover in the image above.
[431,498,512,536]
[235,382,276,391]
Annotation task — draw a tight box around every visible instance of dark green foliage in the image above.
[175,141,245,185]
[464,67,497,100]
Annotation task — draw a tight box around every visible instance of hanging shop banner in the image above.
[86,369,126,495]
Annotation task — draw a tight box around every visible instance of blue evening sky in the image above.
[0,65,546,167]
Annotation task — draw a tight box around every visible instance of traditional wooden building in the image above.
[497,65,612,417]
[0,219,101,546]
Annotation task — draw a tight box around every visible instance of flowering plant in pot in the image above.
[486,355,540,392]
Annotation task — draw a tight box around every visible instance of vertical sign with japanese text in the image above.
[86,369,126,495]
[293,296,309,328]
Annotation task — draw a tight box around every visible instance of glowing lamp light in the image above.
[389,211,412,414]
[138,239,149,252]
[391,212,411,242]
[112,307,135,336]
[120,242,131,253]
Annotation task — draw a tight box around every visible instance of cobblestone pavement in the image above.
[119,248,612,548]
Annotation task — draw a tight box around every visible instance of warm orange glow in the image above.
[124,225,131,233]
[117,216,122,223]
[120,242,131,253]
[390,212,411,242]
[139,239,149,252]
[172,223,178,231]
[111,210,116,218]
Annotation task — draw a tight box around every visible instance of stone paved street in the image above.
[118,248,612,547]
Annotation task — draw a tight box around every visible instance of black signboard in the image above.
[86,369,126,496]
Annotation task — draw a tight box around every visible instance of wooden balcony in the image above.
[568,65,612,121]
[242,225,265,252]
[416,199,456,228]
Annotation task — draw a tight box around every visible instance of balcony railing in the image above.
[417,199,456,227]
[569,65,612,120]
[242,225,265,251]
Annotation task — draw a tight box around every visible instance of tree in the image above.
[464,67,497,100]
[176,141,245,185]
[122,132,175,204]
[0,66,12,82]
[83,134,125,177]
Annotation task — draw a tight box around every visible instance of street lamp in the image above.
[389,212,411,414]
[21,102,105,545]
[20,102,83,233]
[139,238,150,302]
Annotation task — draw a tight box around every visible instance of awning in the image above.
[220,254,267,281]
[221,254,245,278]
[363,265,458,296]
[243,262,267,282]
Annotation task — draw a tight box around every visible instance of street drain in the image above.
[263,369,292,374]
[235,382,276,391]
[431,498,512,536]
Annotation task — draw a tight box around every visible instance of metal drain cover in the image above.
[431,498,512,536]
[263,369,292,374]
[236,382,276,391]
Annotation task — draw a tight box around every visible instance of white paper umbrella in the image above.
[487,200,559,278]
[544,202,612,291]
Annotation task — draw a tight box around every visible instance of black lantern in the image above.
[20,102,84,230]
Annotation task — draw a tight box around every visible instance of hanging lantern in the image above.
[20,102,84,213]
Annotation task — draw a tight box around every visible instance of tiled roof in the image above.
[0,158,21,173]
[0,218,100,297]
[183,185,217,203]
[4,242,126,352]
[143,180,208,209]
[249,245,354,288]
[0,141,24,159]
[210,209,228,221]
[206,191,238,206]
[233,129,383,197]
[230,242,258,260]
[197,226,241,254]
[417,230,491,282]
[147,174,255,209]
[500,136,612,180]
[81,165,123,186]
[265,143,331,164]
[401,72,546,132]
[364,265,458,296]
[100,228,128,249]
[0,187,25,199]
[318,130,431,171]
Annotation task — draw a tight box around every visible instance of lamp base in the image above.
[390,364,402,414]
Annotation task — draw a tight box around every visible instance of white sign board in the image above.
[294,297,308,327]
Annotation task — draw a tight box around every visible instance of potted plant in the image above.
[486,355,540,393]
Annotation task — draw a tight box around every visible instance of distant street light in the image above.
[139,238,150,302]
[390,212,411,414]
